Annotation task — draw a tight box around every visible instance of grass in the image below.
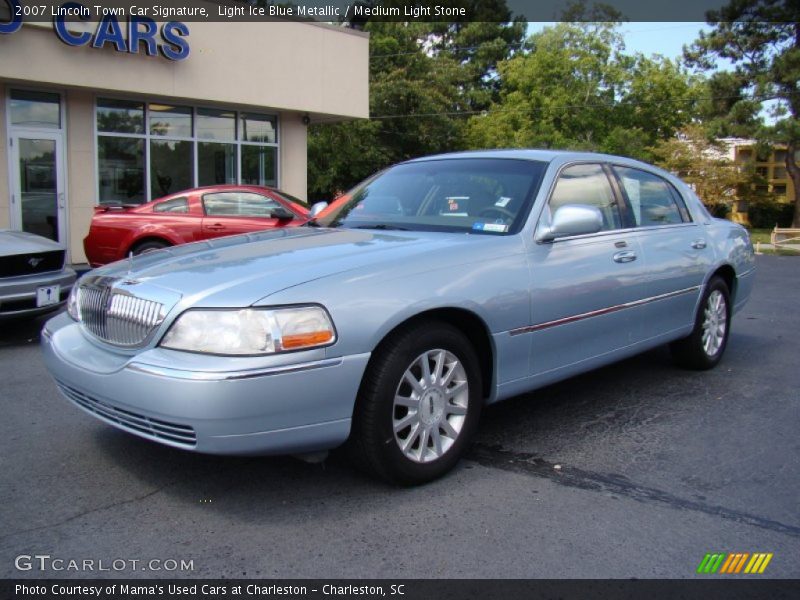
[758,247,800,256]
[746,227,800,255]
[747,228,773,244]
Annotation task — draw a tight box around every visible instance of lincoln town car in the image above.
[41,150,755,484]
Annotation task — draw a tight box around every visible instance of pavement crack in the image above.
[0,482,174,545]
[467,444,800,539]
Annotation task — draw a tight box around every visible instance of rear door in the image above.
[526,163,650,376]
[200,191,298,239]
[610,165,713,339]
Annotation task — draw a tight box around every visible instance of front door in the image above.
[9,130,67,245]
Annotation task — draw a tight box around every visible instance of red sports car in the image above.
[84,185,310,267]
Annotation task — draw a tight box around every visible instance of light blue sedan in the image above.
[41,150,755,484]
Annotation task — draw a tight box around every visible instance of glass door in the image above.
[9,131,66,244]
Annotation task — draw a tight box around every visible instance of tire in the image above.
[348,320,483,485]
[131,240,170,256]
[670,276,731,370]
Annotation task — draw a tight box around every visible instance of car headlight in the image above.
[160,306,336,355]
[67,285,81,321]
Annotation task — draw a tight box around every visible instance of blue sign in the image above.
[0,0,23,34]
[0,0,190,61]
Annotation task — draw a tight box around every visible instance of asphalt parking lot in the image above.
[1,255,798,579]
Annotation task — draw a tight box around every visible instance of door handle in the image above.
[58,192,65,209]
[691,238,707,249]
[613,250,637,263]
[205,223,226,230]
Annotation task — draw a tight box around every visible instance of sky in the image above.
[527,22,714,62]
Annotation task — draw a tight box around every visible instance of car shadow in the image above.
[0,311,57,347]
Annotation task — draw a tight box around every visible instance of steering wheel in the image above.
[477,206,515,221]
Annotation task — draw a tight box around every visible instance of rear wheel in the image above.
[348,320,482,485]
[131,239,170,256]
[670,276,731,370]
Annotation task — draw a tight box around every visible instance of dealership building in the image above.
[0,10,369,262]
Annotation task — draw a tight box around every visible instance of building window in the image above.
[96,98,278,204]
[10,90,61,129]
[98,137,145,204]
[242,145,276,186]
[772,184,787,197]
[151,139,193,198]
[149,104,192,137]
[773,166,787,180]
[197,108,236,141]
[240,113,276,143]
[97,98,144,134]
[198,142,237,186]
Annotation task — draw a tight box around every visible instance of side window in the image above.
[153,197,188,213]
[236,192,283,217]
[614,167,689,226]
[549,164,622,231]
[203,192,282,217]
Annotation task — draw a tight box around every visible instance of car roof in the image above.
[405,148,654,167]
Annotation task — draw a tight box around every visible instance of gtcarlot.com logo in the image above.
[15,554,194,572]
[697,552,773,574]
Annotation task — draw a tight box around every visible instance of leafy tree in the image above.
[308,21,463,201]
[685,0,800,227]
[308,5,524,201]
[426,2,527,111]
[651,124,752,210]
[465,21,628,150]
[465,21,699,161]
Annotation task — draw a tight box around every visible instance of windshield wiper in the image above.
[352,224,410,231]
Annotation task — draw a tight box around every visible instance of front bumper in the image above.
[0,268,76,318]
[41,313,370,455]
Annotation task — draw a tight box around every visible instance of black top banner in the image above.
[1,0,796,24]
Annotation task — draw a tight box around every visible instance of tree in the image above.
[465,21,629,150]
[426,2,527,111]
[651,124,751,211]
[308,4,525,201]
[307,21,464,201]
[685,0,800,227]
[465,20,699,161]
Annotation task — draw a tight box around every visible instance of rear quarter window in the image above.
[153,197,188,213]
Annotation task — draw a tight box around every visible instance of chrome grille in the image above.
[78,285,164,346]
[56,381,196,447]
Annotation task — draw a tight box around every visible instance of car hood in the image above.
[0,230,65,257]
[88,227,482,308]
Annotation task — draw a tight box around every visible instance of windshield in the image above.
[315,158,547,234]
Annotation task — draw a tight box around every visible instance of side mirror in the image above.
[536,204,603,242]
[271,206,296,221]
[309,201,329,218]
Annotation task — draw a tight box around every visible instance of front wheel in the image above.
[670,276,731,370]
[348,320,483,485]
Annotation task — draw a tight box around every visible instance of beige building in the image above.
[0,16,369,262]
[719,138,798,224]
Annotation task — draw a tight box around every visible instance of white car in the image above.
[0,230,76,319]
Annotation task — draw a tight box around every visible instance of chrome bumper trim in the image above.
[126,357,344,381]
